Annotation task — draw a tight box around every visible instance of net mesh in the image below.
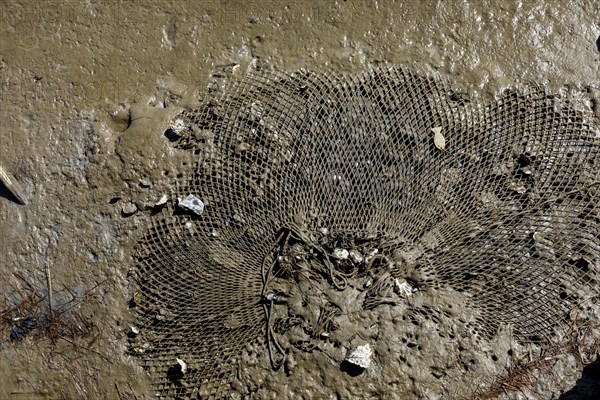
[130,68,599,398]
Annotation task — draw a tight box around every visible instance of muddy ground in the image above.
[0,1,599,399]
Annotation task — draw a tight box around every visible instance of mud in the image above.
[0,1,598,399]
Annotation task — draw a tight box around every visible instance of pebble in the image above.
[122,202,138,215]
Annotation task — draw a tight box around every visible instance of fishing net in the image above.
[129,68,599,398]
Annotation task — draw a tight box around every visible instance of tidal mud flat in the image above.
[1,1,599,399]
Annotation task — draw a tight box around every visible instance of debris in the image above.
[0,164,27,204]
[130,326,139,335]
[332,248,349,260]
[9,317,35,342]
[176,358,187,374]
[122,202,138,215]
[155,194,168,206]
[345,344,373,369]
[178,194,204,215]
[139,178,152,187]
[319,227,329,235]
[171,118,186,134]
[349,250,364,264]
[394,278,414,297]
[365,248,379,264]
[431,126,446,150]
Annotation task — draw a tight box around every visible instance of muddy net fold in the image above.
[129,68,599,398]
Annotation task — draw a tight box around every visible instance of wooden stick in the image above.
[45,261,54,320]
[0,164,27,204]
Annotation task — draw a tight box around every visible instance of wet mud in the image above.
[1,1,599,399]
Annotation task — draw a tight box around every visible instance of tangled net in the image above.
[129,68,599,398]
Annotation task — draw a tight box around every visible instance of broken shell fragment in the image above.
[333,248,349,260]
[431,126,446,150]
[155,194,168,206]
[178,194,204,215]
[349,250,364,264]
[176,358,187,374]
[345,343,373,369]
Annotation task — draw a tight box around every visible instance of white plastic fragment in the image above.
[394,278,414,298]
[431,126,446,150]
[333,248,349,260]
[176,358,187,374]
[155,194,168,206]
[178,194,204,215]
[345,344,373,369]
[130,325,139,335]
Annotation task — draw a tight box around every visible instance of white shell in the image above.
[155,194,168,206]
[176,358,187,373]
[349,250,364,264]
[333,248,349,260]
[178,194,204,215]
[432,126,446,150]
[171,118,186,134]
[345,344,373,369]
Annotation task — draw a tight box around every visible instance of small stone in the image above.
[122,202,138,215]
[139,178,152,187]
